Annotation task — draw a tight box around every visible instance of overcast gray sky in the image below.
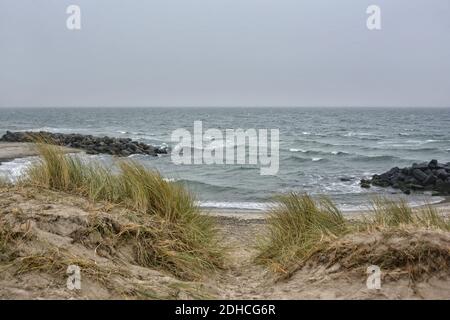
[0,0,449,107]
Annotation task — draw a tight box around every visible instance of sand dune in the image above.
[1,186,449,300]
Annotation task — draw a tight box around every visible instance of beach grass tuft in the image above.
[255,193,347,273]
[257,193,450,279]
[22,144,224,280]
[368,196,450,231]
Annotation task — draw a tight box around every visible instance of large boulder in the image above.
[435,169,448,180]
[412,169,427,182]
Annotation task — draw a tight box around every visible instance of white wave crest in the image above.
[198,201,270,211]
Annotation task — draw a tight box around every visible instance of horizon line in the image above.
[1,105,450,109]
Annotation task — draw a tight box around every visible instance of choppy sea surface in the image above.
[1,107,449,212]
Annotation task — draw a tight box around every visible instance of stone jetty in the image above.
[0,131,167,157]
[360,159,450,195]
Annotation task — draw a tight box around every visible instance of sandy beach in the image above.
[0,142,79,163]
[0,142,42,163]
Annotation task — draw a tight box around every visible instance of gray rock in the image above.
[412,169,427,182]
[423,174,437,186]
[428,159,438,169]
[412,162,428,170]
[360,179,371,188]
[435,169,448,180]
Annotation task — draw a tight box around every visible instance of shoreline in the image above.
[0,142,80,163]
[204,191,450,219]
[206,200,450,220]
[0,142,45,163]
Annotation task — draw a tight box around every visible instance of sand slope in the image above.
[0,186,449,299]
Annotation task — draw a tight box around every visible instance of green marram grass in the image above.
[368,196,450,231]
[255,193,347,273]
[22,144,224,280]
[257,193,450,276]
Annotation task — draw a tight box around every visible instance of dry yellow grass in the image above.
[257,193,450,280]
[255,193,347,273]
[19,144,224,280]
[368,197,450,231]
